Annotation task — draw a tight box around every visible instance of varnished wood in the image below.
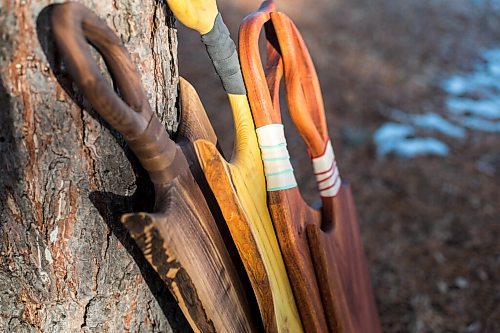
[267,11,382,333]
[239,2,329,332]
[307,186,382,333]
[194,94,302,333]
[177,77,218,144]
[167,1,303,331]
[51,3,256,332]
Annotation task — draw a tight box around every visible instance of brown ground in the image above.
[176,1,500,332]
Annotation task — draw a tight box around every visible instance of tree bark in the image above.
[0,1,190,331]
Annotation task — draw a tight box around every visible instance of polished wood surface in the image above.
[194,94,302,333]
[239,2,328,332]
[51,3,255,332]
[269,11,382,333]
[307,186,382,333]
[166,1,303,331]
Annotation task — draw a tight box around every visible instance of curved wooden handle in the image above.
[240,6,340,229]
[51,2,186,184]
[271,13,329,157]
[239,0,281,127]
[240,4,328,156]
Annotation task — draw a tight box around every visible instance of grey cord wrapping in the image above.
[201,13,246,95]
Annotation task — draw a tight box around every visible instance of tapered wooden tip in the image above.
[178,77,218,144]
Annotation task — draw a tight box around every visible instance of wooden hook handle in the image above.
[239,0,280,127]
[51,2,186,184]
[271,13,329,157]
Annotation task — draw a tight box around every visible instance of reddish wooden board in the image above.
[273,11,382,333]
[241,2,382,332]
[239,2,328,332]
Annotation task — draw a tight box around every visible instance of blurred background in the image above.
[176,0,500,332]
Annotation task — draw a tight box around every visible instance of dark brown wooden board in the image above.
[50,3,256,332]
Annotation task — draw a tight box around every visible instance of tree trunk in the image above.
[0,1,190,331]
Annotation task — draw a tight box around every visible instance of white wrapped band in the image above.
[256,124,298,191]
[312,140,341,197]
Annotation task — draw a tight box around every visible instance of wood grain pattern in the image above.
[307,186,382,333]
[267,11,382,333]
[50,4,255,332]
[165,1,302,330]
[123,82,257,333]
[239,2,329,332]
[194,93,303,333]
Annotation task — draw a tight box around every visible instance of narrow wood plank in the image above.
[239,2,329,332]
[270,12,382,333]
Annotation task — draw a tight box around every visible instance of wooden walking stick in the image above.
[166,1,303,332]
[256,9,382,333]
[50,3,256,332]
[239,2,328,332]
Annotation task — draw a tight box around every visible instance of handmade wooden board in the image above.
[165,1,304,331]
[267,10,382,333]
[194,94,302,333]
[239,2,328,332]
[51,3,256,333]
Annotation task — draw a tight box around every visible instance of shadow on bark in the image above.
[36,5,191,331]
[0,76,21,216]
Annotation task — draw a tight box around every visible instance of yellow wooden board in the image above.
[195,95,302,333]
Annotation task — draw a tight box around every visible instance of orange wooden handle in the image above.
[271,12,329,157]
[239,0,281,127]
[240,3,329,157]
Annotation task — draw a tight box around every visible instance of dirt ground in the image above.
[176,1,500,332]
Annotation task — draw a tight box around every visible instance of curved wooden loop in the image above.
[240,1,328,156]
[51,2,185,184]
[272,13,329,157]
[239,0,280,127]
[241,6,339,230]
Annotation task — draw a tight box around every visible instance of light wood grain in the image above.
[165,0,218,35]
[165,0,303,330]
[195,93,303,333]
[269,11,382,333]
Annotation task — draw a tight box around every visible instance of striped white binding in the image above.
[312,139,341,197]
[256,124,298,191]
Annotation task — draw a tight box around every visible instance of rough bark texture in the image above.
[0,0,191,332]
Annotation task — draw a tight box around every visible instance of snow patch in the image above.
[412,113,466,138]
[374,123,449,158]
[453,115,500,133]
[446,97,500,119]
